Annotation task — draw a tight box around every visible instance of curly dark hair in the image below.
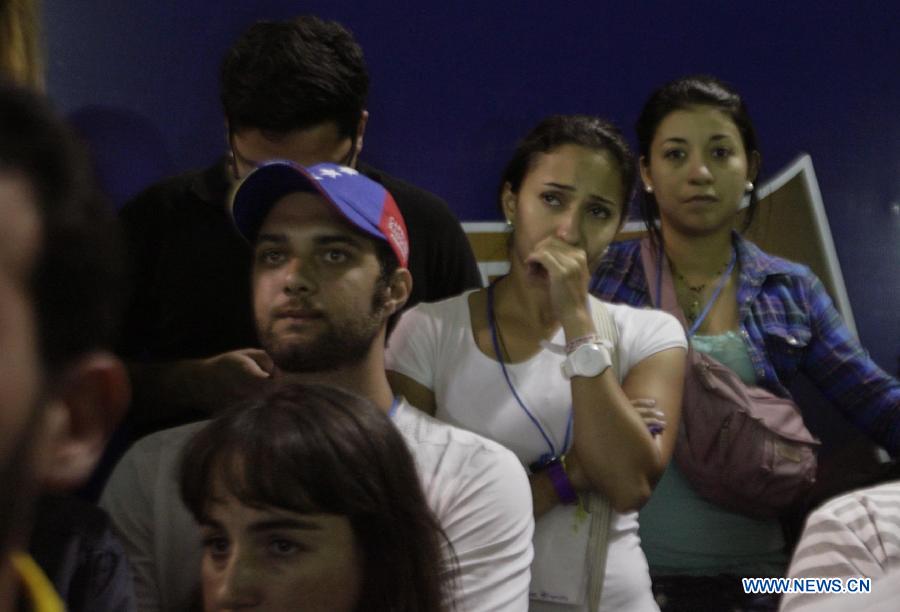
[221,15,369,139]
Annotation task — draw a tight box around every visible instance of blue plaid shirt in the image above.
[590,233,900,455]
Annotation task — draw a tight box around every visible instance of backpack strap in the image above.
[583,298,619,609]
[591,299,620,377]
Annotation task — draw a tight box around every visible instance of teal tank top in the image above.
[638,330,788,576]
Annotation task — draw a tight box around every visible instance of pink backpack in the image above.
[640,239,819,519]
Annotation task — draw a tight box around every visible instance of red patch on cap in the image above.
[378,192,409,267]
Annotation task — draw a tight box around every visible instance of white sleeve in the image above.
[385,304,442,390]
[100,430,203,612]
[614,306,687,376]
[99,443,162,612]
[442,446,534,611]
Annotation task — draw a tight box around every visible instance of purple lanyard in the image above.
[656,248,737,337]
[487,279,573,463]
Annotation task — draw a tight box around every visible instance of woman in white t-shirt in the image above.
[386,115,687,611]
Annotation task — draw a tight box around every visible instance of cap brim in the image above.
[231,161,408,268]
[231,162,321,242]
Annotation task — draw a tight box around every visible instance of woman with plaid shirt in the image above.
[590,75,900,612]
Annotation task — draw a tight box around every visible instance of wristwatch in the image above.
[561,342,612,379]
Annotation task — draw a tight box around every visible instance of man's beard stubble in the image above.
[261,286,389,374]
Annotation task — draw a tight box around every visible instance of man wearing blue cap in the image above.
[117,15,483,438]
[102,162,534,612]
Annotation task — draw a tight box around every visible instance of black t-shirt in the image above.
[117,159,482,361]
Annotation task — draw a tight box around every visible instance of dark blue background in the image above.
[43,1,899,373]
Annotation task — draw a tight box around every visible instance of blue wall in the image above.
[44,1,899,373]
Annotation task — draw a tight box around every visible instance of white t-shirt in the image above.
[386,291,687,612]
[100,399,534,612]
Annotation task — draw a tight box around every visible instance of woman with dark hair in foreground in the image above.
[180,383,454,612]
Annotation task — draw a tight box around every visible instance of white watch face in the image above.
[570,343,611,378]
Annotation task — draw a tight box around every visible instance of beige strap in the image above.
[592,300,620,376]
[582,299,618,610]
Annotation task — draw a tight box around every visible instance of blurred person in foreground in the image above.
[0,80,131,611]
[181,383,455,611]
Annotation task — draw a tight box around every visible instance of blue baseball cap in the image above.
[231,161,410,268]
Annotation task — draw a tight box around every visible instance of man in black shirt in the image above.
[119,16,482,433]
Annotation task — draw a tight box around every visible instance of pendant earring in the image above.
[745,181,754,193]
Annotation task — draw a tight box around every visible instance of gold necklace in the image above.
[670,257,732,322]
